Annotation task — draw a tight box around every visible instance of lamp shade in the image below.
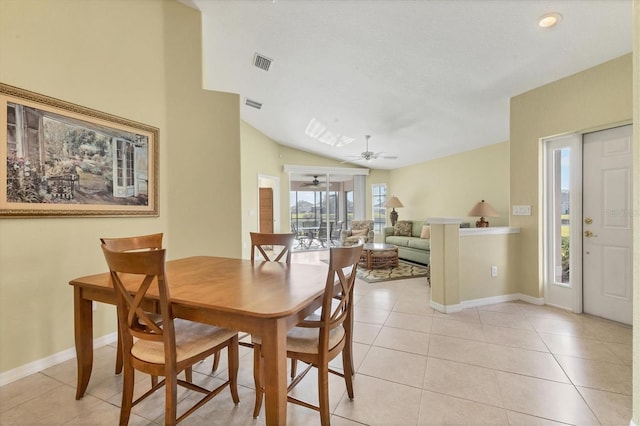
[385,196,404,209]
[467,200,499,217]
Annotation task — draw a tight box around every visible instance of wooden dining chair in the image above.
[100,233,164,376]
[250,232,296,264]
[101,245,240,425]
[219,232,297,373]
[251,243,363,425]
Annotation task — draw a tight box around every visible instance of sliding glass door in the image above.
[284,165,370,249]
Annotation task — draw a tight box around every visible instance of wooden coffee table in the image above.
[360,243,399,269]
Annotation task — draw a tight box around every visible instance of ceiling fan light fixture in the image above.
[538,12,562,28]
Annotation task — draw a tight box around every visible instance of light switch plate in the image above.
[512,205,531,216]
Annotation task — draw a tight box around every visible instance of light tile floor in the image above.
[0,250,633,425]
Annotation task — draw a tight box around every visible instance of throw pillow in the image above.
[420,225,431,239]
[351,228,368,237]
[394,220,412,236]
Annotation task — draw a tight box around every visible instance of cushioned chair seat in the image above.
[253,324,345,355]
[132,319,239,364]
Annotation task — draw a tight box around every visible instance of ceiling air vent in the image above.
[253,53,272,71]
[244,98,263,110]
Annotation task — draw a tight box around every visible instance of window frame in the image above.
[371,183,387,232]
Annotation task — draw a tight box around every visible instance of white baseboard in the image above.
[0,332,117,387]
[430,300,463,313]
[629,419,637,426]
[433,293,546,313]
[518,293,545,305]
[460,293,521,309]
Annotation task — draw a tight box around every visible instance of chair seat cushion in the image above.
[132,319,237,364]
[343,236,363,245]
[253,321,345,354]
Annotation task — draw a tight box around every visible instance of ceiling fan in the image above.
[301,175,327,188]
[343,135,398,163]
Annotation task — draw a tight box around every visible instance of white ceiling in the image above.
[182,0,632,170]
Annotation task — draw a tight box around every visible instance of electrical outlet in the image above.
[491,265,498,277]
[512,205,531,216]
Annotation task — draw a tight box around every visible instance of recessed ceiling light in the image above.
[538,13,562,28]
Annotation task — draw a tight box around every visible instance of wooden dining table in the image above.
[69,256,329,425]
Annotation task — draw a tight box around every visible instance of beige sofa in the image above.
[383,220,430,265]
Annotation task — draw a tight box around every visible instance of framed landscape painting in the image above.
[0,83,158,217]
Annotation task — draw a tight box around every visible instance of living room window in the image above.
[371,183,387,232]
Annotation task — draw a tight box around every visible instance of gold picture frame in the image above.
[0,83,158,217]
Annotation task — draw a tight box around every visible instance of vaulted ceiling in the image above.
[182,0,632,170]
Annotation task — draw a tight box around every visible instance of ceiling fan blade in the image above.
[342,136,397,162]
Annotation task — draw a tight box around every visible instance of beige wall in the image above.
[459,233,521,302]
[0,0,241,373]
[510,54,633,300]
[164,0,242,259]
[632,2,639,424]
[388,142,510,226]
[240,122,283,259]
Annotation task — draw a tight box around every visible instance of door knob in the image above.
[584,218,593,225]
[584,230,598,238]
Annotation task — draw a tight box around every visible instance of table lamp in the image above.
[385,196,404,226]
[468,200,499,227]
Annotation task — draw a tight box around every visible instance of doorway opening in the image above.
[542,125,633,325]
[258,174,280,234]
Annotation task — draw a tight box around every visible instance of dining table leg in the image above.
[74,287,93,399]
[261,318,288,425]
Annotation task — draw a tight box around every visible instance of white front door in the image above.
[582,125,633,325]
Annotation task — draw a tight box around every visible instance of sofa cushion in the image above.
[411,221,426,237]
[420,225,431,239]
[407,238,430,251]
[394,220,413,236]
[386,236,411,247]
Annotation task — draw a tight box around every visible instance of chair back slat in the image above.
[313,243,363,351]
[326,243,362,315]
[100,232,163,252]
[101,246,171,345]
[250,232,296,264]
